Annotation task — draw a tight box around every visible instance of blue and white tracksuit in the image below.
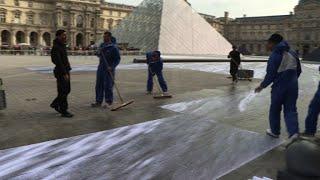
[146,52,168,92]
[305,80,320,135]
[261,41,302,137]
[95,42,120,104]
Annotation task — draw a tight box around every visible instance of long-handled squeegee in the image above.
[100,49,134,111]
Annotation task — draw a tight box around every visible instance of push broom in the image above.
[100,49,134,111]
[148,68,172,99]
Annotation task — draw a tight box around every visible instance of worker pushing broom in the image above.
[91,31,134,111]
[146,51,172,99]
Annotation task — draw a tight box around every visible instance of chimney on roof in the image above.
[224,11,229,18]
[224,11,229,23]
[243,14,247,18]
[290,11,293,15]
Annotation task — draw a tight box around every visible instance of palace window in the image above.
[0,0,5,4]
[257,44,262,52]
[305,34,311,41]
[13,10,21,23]
[0,11,6,23]
[14,0,19,6]
[109,10,112,16]
[249,44,254,52]
[76,15,84,28]
[40,13,49,25]
[107,18,113,30]
[90,18,95,28]
[118,11,121,17]
[26,13,34,25]
[28,1,33,7]
[63,15,68,26]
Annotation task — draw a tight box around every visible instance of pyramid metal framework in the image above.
[112,0,232,55]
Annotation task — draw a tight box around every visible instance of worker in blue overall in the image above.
[303,67,320,137]
[91,31,120,108]
[146,51,169,95]
[255,34,302,139]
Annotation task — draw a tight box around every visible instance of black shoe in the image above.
[61,111,74,118]
[50,104,62,113]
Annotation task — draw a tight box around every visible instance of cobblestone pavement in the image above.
[0,56,319,180]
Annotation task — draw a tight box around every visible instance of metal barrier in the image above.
[0,78,6,110]
[0,50,145,56]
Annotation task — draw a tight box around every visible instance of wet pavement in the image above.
[0,55,319,179]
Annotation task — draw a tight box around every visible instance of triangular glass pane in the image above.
[159,0,232,55]
[112,0,163,52]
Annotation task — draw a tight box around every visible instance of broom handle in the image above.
[108,71,124,103]
[100,47,124,103]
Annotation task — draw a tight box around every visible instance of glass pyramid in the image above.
[112,0,232,56]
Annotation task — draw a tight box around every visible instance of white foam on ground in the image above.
[239,91,257,112]
[0,114,282,180]
[26,62,267,79]
[161,99,204,112]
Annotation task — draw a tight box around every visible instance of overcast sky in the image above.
[106,0,299,18]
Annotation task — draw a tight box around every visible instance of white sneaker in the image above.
[102,103,113,109]
[266,129,280,138]
[285,133,300,148]
[289,133,299,140]
[163,92,171,96]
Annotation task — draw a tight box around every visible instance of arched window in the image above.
[76,15,84,28]
[16,31,25,44]
[1,30,11,45]
[42,32,51,46]
[76,33,83,47]
[30,32,38,46]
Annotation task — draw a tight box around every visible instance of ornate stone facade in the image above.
[224,0,320,56]
[200,13,228,35]
[1,0,319,56]
[0,0,134,48]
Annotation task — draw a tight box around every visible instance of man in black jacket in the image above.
[228,46,241,83]
[50,30,73,118]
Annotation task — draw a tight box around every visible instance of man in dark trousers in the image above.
[303,67,320,137]
[50,30,73,118]
[91,31,120,108]
[228,46,241,83]
[146,51,169,95]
